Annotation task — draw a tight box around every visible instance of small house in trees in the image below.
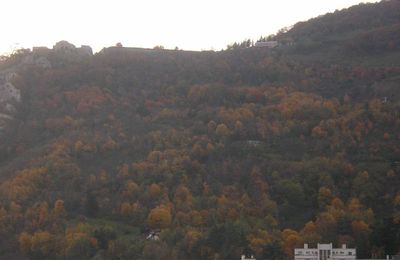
[146,231,160,241]
[294,243,356,260]
[246,140,262,147]
[241,254,256,260]
[254,41,278,48]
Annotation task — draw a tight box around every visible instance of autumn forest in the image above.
[0,1,400,259]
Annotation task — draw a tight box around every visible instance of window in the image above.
[319,250,331,260]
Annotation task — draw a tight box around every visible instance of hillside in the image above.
[274,0,400,64]
[0,1,399,259]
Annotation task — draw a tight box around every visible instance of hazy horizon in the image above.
[1,0,377,55]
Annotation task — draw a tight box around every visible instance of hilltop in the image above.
[274,0,400,64]
[0,1,399,259]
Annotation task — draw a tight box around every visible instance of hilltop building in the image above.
[254,41,278,48]
[53,41,93,57]
[294,243,356,260]
[32,46,50,55]
[53,40,76,52]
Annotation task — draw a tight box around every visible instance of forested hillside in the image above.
[275,0,400,63]
[0,1,399,259]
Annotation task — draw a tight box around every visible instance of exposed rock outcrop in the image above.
[0,72,20,131]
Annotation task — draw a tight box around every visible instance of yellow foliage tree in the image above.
[207,120,216,134]
[301,221,321,245]
[120,202,133,217]
[318,187,333,209]
[53,199,67,219]
[215,123,230,138]
[30,231,53,258]
[147,205,172,229]
[18,232,32,255]
[394,193,400,224]
[64,227,93,258]
[122,180,139,198]
[148,183,162,200]
[282,229,304,260]
[118,163,129,178]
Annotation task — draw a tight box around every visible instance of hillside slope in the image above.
[0,1,399,259]
[275,0,400,63]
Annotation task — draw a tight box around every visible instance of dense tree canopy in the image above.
[0,1,399,259]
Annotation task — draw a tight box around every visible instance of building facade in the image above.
[294,243,356,260]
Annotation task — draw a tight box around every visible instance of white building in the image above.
[254,41,278,48]
[241,255,256,260]
[53,40,76,52]
[295,243,356,260]
[146,231,160,241]
[53,41,93,57]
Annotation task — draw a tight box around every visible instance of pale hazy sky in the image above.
[0,0,377,54]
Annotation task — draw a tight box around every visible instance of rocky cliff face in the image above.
[0,71,20,131]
